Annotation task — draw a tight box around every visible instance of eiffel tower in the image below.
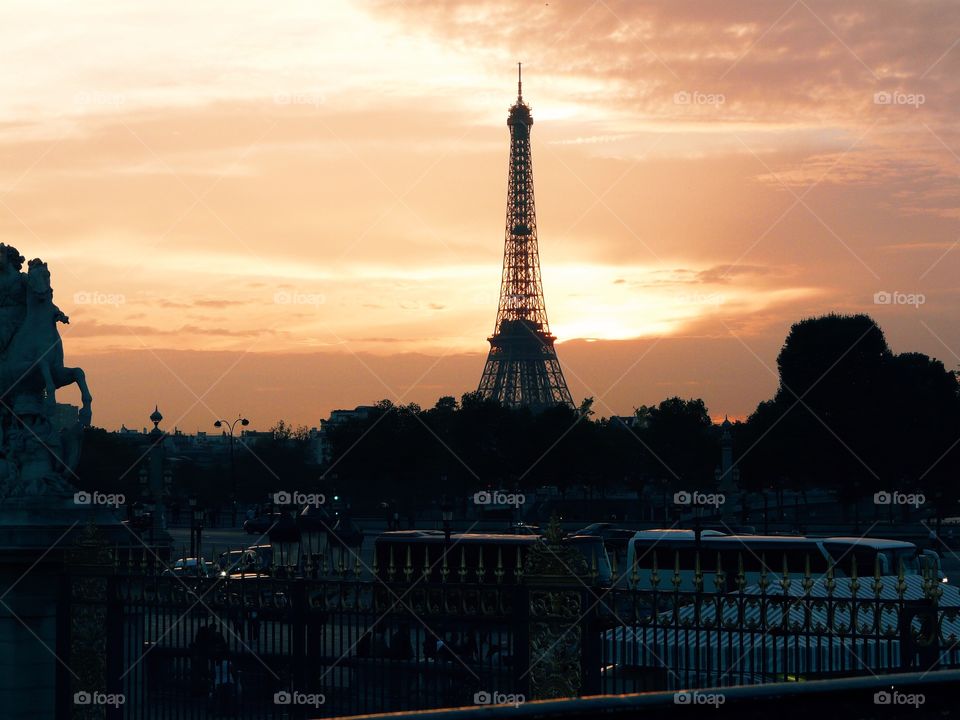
[477,65,574,410]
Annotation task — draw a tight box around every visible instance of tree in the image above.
[634,397,718,491]
[743,313,960,508]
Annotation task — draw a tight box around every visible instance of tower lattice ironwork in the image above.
[477,65,574,410]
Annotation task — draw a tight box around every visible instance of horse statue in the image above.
[0,250,92,498]
[1,259,92,425]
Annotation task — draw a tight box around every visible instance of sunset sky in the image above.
[2,0,958,431]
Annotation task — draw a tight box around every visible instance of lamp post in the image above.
[189,495,204,559]
[138,466,148,541]
[214,415,249,528]
[694,502,702,548]
[269,510,301,577]
[763,491,769,534]
[441,497,453,544]
[298,505,328,578]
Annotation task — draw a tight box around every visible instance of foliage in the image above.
[75,313,960,515]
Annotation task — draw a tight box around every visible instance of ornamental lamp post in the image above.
[298,505,329,577]
[269,510,301,577]
[214,415,249,527]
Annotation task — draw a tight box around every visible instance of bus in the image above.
[622,529,944,592]
[373,530,612,585]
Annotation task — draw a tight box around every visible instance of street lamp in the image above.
[189,495,204,559]
[441,497,454,544]
[269,510,301,577]
[298,505,329,577]
[214,415,249,527]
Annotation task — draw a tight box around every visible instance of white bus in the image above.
[622,529,945,592]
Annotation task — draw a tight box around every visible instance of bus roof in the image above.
[630,533,917,550]
[631,529,726,539]
[375,531,602,545]
[823,537,916,550]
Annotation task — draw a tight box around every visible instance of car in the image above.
[575,524,640,571]
[574,523,639,549]
[122,512,153,532]
[163,557,210,578]
[509,522,542,535]
[242,514,285,535]
[217,546,272,577]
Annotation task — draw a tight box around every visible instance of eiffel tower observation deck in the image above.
[477,65,574,410]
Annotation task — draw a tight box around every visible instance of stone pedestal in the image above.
[0,568,60,718]
[0,496,125,720]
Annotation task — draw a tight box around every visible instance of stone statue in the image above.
[0,244,91,500]
[0,244,27,353]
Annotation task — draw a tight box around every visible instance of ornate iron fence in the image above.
[65,536,960,718]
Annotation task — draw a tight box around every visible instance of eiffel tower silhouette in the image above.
[477,65,574,410]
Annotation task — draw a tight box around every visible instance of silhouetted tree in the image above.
[742,313,960,512]
[632,397,718,492]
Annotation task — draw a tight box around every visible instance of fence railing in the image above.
[65,528,959,719]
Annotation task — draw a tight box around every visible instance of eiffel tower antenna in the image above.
[476,67,574,410]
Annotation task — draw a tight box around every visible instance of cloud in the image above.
[694,264,775,284]
[65,319,269,339]
[192,299,249,308]
[376,0,960,126]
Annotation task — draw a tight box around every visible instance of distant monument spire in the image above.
[150,405,163,432]
[517,62,522,101]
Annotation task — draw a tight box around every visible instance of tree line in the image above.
[75,313,960,516]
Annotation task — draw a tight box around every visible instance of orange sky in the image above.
[2,1,959,431]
